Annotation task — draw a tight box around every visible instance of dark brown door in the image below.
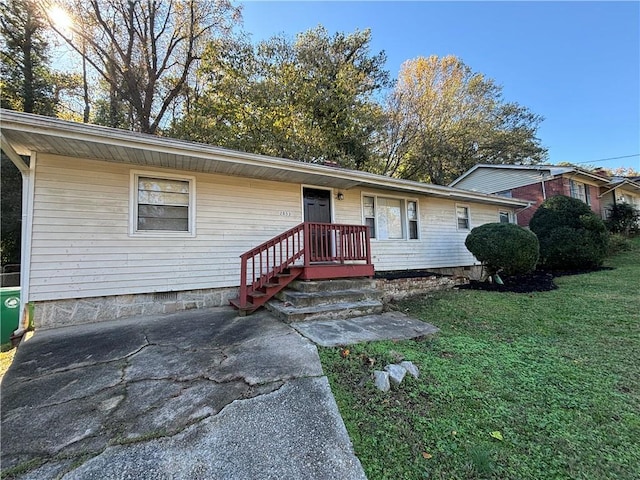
[303,188,332,260]
[303,188,332,223]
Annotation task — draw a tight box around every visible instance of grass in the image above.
[0,346,16,381]
[320,237,640,480]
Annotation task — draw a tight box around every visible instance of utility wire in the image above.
[572,153,640,165]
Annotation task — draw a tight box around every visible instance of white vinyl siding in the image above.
[452,167,552,193]
[29,155,303,301]
[333,188,506,271]
[28,155,518,301]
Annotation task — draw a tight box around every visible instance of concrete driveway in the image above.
[1,307,366,479]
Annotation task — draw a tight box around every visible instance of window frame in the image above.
[129,170,196,237]
[456,204,471,230]
[569,180,591,206]
[361,193,420,241]
[499,210,511,224]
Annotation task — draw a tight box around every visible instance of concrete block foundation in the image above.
[33,287,238,330]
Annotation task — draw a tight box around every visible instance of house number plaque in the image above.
[279,211,292,217]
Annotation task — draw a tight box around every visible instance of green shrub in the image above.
[607,233,633,255]
[529,195,609,270]
[606,203,640,235]
[465,222,539,276]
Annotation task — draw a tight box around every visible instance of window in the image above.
[499,210,511,223]
[362,195,419,240]
[570,180,591,206]
[456,205,470,230]
[495,190,513,198]
[407,201,418,239]
[131,172,195,234]
[378,197,403,239]
[363,196,376,238]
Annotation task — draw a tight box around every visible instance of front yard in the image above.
[320,238,640,479]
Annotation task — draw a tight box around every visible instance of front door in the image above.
[303,188,332,260]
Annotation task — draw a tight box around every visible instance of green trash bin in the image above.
[1,287,21,345]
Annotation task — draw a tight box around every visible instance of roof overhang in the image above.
[560,169,611,186]
[603,179,640,195]
[450,163,613,189]
[0,109,528,208]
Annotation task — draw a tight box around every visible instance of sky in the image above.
[238,0,640,172]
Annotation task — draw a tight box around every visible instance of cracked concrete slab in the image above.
[211,331,323,385]
[292,310,440,347]
[1,307,365,479]
[124,344,227,382]
[59,378,366,480]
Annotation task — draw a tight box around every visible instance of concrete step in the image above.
[274,288,381,308]
[265,299,384,323]
[289,278,376,293]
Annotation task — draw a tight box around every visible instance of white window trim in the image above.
[129,170,196,237]
[361,192,420,241]
[456,204,471,231]
[569,179,591,206]
[499,209,511,224]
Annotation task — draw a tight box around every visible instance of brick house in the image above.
[449,164,614,227]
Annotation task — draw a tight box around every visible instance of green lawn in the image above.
[320,238,640,480]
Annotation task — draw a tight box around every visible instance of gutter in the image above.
[1,109,528,209]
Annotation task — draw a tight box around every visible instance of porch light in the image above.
[337,192,345,200]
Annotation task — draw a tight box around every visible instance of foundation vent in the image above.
[153,291,178,302]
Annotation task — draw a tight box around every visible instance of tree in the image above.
[171,26,389,169]
[1,155,23,266]
[50,0,241,133]
[530,195,609,270]
[376,55,547,185]
[0,0,56,114]
[1,0,79,270]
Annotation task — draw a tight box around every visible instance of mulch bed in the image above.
[458,266,614,294]
[458,271,557,293]
[374,267,614,294]
[374,269,447,280]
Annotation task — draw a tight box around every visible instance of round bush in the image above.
[529,195,609,270]
[465,222,539,276]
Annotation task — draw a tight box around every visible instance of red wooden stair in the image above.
[230,222,373,315]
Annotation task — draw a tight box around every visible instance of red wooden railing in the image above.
[236,222,371,309]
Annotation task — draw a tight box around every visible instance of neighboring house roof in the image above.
[601,178,640,196]
[0,109,527,208]
[449,163,611,194]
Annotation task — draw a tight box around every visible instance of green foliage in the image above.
[375,55,548,185]
[465,222,539,276]
[320,239,640,480]
[607,233,634,256]
[606,202,640,235]
[0,0,56,115]
[171,26,389,169]
[1,155,22,265]
[530,195,609,270]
